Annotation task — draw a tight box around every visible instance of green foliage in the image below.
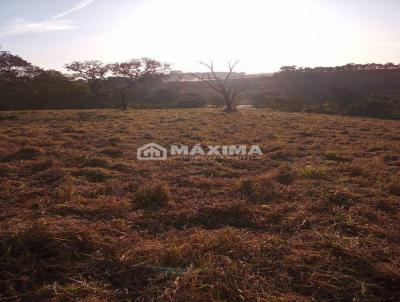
[253,94,304,112]
[253,92,400,120]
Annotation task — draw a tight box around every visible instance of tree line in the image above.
[0,48,173,110]
[279,63,400,73]
[1,47,400,119]
[0,49,244,111]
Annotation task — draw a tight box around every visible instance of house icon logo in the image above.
[137,143,167,161]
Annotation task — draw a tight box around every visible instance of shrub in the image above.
[132,181,171,210]
[253,94,304,112]
[174,98,207,108]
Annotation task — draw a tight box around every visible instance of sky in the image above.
[0,0,400,73]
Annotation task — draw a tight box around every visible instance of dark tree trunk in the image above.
[88,80,101,100]
[120,90,128,110]
[225,96,234,113]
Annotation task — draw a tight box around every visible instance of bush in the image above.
[174,98,207,108]
[253,94,304,112]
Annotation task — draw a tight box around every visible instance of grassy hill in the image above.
[1,108,399,301]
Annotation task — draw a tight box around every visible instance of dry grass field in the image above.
[0,108,400,301]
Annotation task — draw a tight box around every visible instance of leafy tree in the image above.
[31,70,89,108]
[0,50,39,81]
[65,60,109,98]
[280,65,297,72]
[109,58,170,109]
[0,49,42,108]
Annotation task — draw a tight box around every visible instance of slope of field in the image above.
[0,109,399,301]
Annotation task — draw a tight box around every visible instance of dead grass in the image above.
[324,151,352,162]
[1,146,43,162]
[196,201,257,228]
[388,175,400,196]
[0,108,399,301]
[298,165,326,179]
[236,175,280,203]
[73,167,112,183]
[132,181,171,210]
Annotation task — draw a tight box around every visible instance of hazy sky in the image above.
[1,0,399,73]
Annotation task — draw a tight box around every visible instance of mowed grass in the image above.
[0,108,400,301]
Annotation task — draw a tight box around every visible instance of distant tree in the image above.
[280,65,297,72]
[0,49,42,108]
[31,70,88,107]
[153,87,179,102]
[192,60,243,113]
[344,63,356,71]
[65,60,110,98]
[109,58,170,110]
[0,49,39,81]
[284,62,400,74]
[384,63,396,70]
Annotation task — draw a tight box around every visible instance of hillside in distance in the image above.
[161,68,400,102]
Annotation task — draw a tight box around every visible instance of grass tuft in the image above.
[325,151,352,162]
[81,157,111,168]
[133,181,171,210]
[74,167,112,183]
[299,165,325,179]
[236,175,280,203]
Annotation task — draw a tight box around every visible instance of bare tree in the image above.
[192,60,242,112]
